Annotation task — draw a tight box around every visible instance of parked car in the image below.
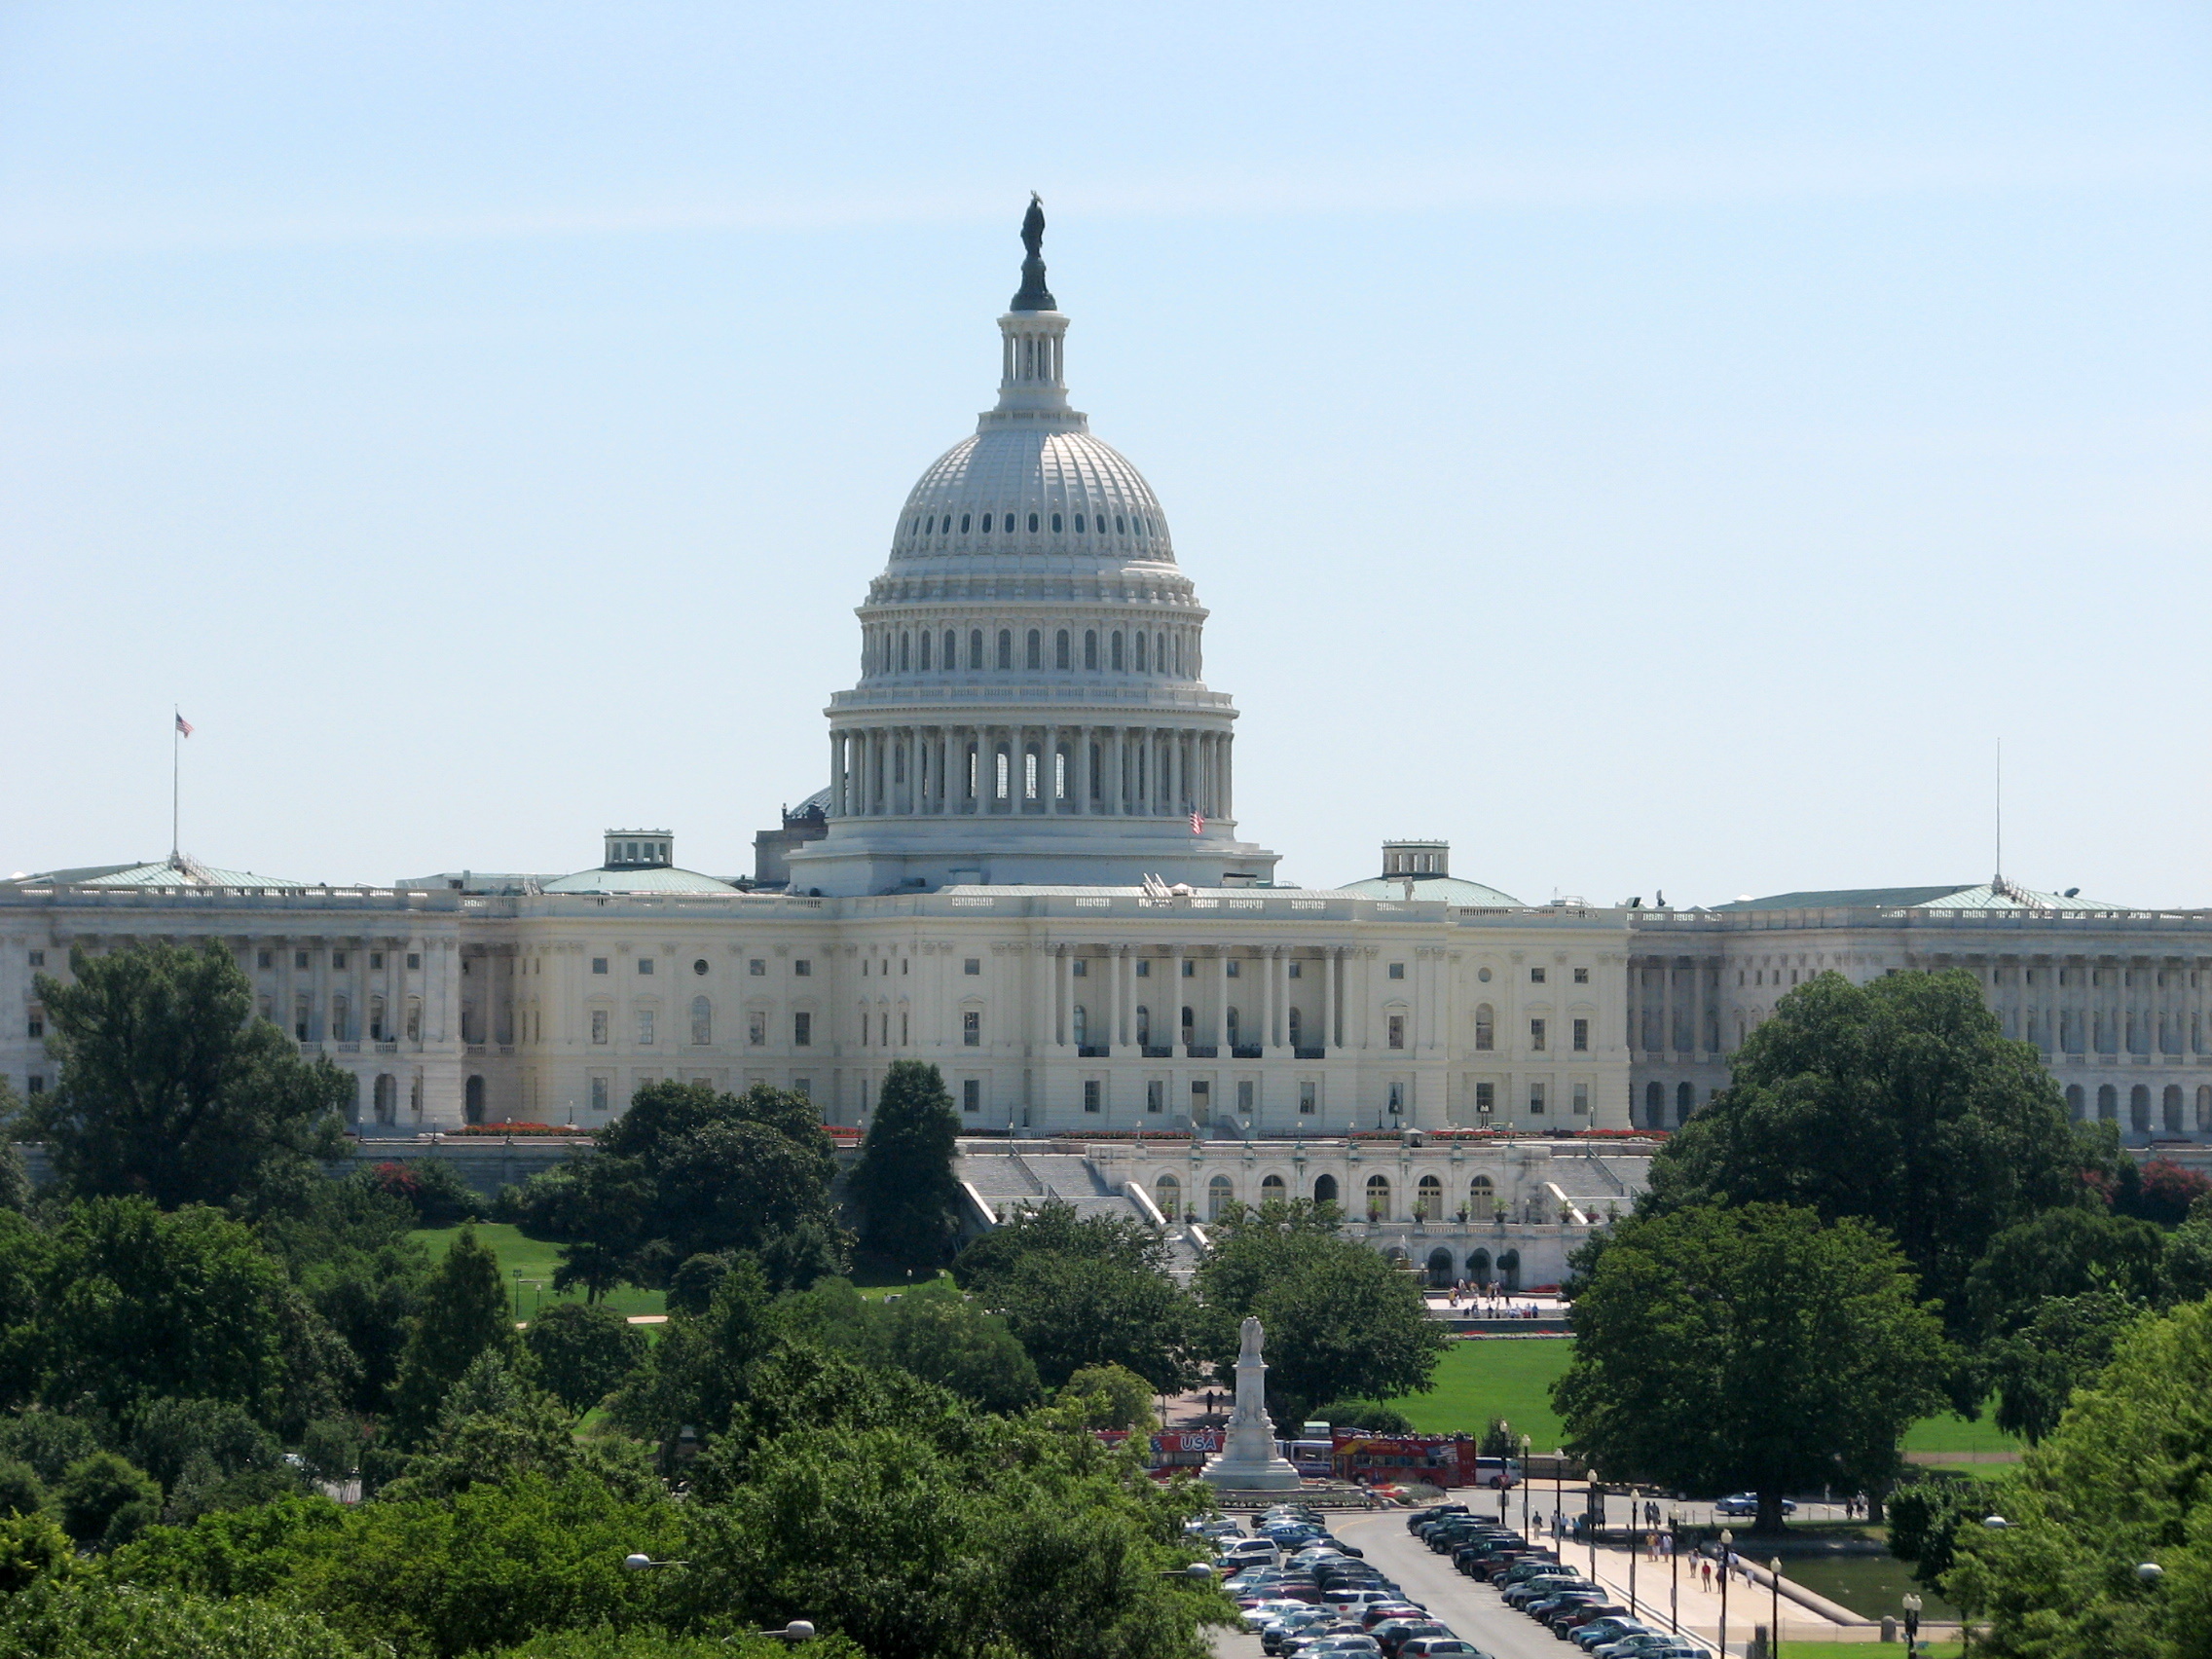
[1713,1493,1796,1518]
[1572,1616,1649,1650]
[1399,1642,1487,1659]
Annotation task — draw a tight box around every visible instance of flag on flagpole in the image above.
[1190,810,1204,835]
[174,714,194,737]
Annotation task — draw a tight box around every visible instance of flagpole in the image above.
[171,708,181,862]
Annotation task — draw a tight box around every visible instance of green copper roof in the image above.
[539,865,737,896]
[1714,882,2119,913]
[23,858,304,889]
[1337,873,1525,907]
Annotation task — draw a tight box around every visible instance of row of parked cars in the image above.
[1407,1504,1710,1658]
[1198,1504,1483,1659]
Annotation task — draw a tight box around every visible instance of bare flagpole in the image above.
[172,707,181,861]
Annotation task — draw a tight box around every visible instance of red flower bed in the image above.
[447,1122,592,1137]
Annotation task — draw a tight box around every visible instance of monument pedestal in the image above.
[1200,1316,1303,1491]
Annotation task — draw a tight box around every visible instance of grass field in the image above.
[410,1222,667,1321]
[1385,1338,2021,1462]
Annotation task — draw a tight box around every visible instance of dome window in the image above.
[1054,629,1070,670]
[1051,512,1062,533]
[924,515,935,535]
[1004,513,1015,534]
[1025,629,1042,670]
[1116,515,1127,534]
[1074,513,1086,533]
[980,513,992,533]
[942,629,956,670]
[959,514,971,534]
[917,631,932,670]
[1028,512,1040,533]
[1084,630,1098,670]
[997,629,1013,671]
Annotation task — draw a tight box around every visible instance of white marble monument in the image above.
[1199,1315,1304,1491]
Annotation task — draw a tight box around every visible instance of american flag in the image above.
[1190,810,1204,835]
[174,714,194,737]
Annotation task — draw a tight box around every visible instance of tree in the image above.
[2122,1158,2212,1227]
[1961,1207,2167,1341]
[54,1451,160,1551]
[0,1512,74,1597]
[0,1082,35,1216]
[1982,1291,2149,1444]
[387,1225,511,1449]
[524,1301,648,1415]
[0,1581,356,1659]
[1194,1200,1446,1424]
[1887,1474,2004,1589]
[26,941,349,1215]
[1947,1298,2212,1658]
[1643,970,2092,1326]
[848,1062,963,1271]
[1061,1364,1160,1430]
[1553,1201,1948,1534]
[1309,1400,1414,1434]
[381,1350,654,1503]
[952,1199,1172,1289]
[256,1172,429,1415]
[606,1257,775,1459]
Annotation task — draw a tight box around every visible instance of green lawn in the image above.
[1901,1411,2019,1458]
[1385,1338,1572,1451]
[410,1222,667,1322]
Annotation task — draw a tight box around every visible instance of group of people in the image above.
[1443,1280,1529,1311]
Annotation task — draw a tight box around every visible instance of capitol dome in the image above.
[890,426,1174,570]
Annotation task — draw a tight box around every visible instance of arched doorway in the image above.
[464,1075,486,1124]
[2066,1085,2084,1121]
[372,1074,397,1125]
[1416,1173,1443,1220]
[1466,1247,1493,1284]
[1364,1173,1391,1222]
[1468,1174,1495,1220]
[1676,1082,1695,1125]
[1426,1248,1455,1289]
[1312,1172,1339,1206]
[2163,1086,2184,1134]
[2097,1084,2118,1121]
[1155,1172,1182,1220]
[2131,1086,2152,1132]
[1207,1174,1234,1221]
[1496,1248,1522,1292]
[1643,1082,1664,1128]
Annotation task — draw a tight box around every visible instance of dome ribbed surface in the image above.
[890,427,1173,566]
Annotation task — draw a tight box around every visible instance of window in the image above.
[1530,967,1546,983]
[1288,1008,1304,1047]
[638,957,654,976]
[24,1014,42,1040]
[901,1013,908,1044]
[634,1008,655,1046]
[1111,633,1124,671]
[1475,1081,1494,1119]
[1416,1174,1443,1219]
[1469,1174,1495,1219]
[1572,1082,1590,1116]
[590,1077,608,1113]
[1208,1175,1234,1222]
[1071,958,1087,977]
[748,1012,766,1047]
[1573,967,1589,983]
[1028,512,1039,533]
[295,950,310,970]
[1260,1173,1285,1205]
[592,957,608,976]
[1387,1082,1404,1115]
[1084,1080,1101,1114]
[693,959,709,977]
[370,952,384,970]
[1236,1080,1254,1113]
[26,951,43,969]
[1054,629,1069,669]
[918,630,931,670]
[1072,1006,1088,1046]
[1084,630,1098,669]
[1300,1081,1316,1114]
[963,1079,981,1113]
[257,950,272,969]
[1226,958,1240,977]
[405,999,421,1041]
[1474,1004,1494,1051]
[1136,959,1151,977]
[1051,513,1063,534]
[793,1078,810,1100]
[997,630,1013,670]
[1387,1014,1406,1050]
[963,1011,980,1048]
[1387,962,1405,980]
[407,953,421,971]
[749,958,765,976]
[793,1012,812,1048]
[1529,1083,1546,1115]
[980,513,992,533]
[1136,1006,1152,1044]
[1147,1080,1165,1114]
[690,997,712,1046]
[964,958,981,976]
[794,960,812,977]
[1365,1174,1391,1220]
[1530,1017,1546,1051]
[1226,1009,1240,1046]
[25,1078,43,1096]
[1287,961,1302,979]
[1181,960,1195,977]
[332,951,348,970]
[1026,630,1042,669]
[1571,1017,1589,1052]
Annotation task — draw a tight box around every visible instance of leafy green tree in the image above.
[0,1512,74,1597]
[1061,1363,1160,1430]
[0,1083,35,1216]
[524,1301,649,1415]
[387,1225,511,1449]
[481,1631,866,1659]
[364,1158,482,1227]
[1947,1298,2212,1657]
[26,941,349,1215]
[54,1451,160,1551]
[665,1252,733,1317]
[1308,1400,1414,1434]
[257,1174,428,1415]
[1962,1208,2167,1341]
[606,1257,774,1460]
[829,1277,1041,1413]
[1981,1290,2151,1445]
[1554,1201,1948,1533]
[1886,1474,2004,1589]
[0,1415,100,1487]
[380,1350,653,1503]
[2160,1198,2212,1304]
[953,1198,1172,1288]
[1195,1200,1445,1424]
[849,1062,963,1271]
[0,1580,354,1659]
[0,1460,43,1521]
[1643,970,2093,1326]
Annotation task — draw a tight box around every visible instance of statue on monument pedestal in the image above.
[1200,1314,1303,1491]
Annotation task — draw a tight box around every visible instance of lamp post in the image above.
[1161,1564,1216,1584]
[1668,1508,1681,1635]
[1901,1591,1921,1653]
[1521,1435,1532,1537]
[1770,1556,1782,1656]
[1628,1503,1638,1622]
[1717,1528,1733,1659]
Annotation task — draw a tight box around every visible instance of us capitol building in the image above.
[7,208,2209,1280]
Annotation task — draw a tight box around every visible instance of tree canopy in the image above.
[1554,1200,1948,1532]
[847,1062,963,1271]
[1643,969,2097,1326]
[27,941,350,1215]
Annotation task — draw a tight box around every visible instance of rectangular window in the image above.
[1529,1083,1546,1115]
[1136,959,1151,977]
[1181,960,1194,977]
[1226,959,1240,978]
[256,950,272,969]
[1299,1081,1316,1114]
[964,959,980,976]
[794,960,812,977]
[900,1013,909,1045]
[793,1078,810,1100]
[748,1012,766,1046]
[1071,959,1088,977]
[901,958,908,976]
[295,950,310,970]
[636,1010,655,1046]
[592,958,608,976]
[1530,1017,1547,1051]
[1287,961,1302,978]
[1572,1017,1589,1052]
[406,952,421,971]
[25,1015,43,1040]
[1387,962,1405,980]
[1475,1081,1494,1118]
[793,1012,812,1048]
[1386,1014,1405,1051]
[1146,1080,1164,1114]
[590,1076,608,1112]
[749,958,766,976]
[963,1079,981,1114]
[24,1077,43,1096]
[1572,1082,1590,1116]
[332,951,348,970]
[638,957,654,976]
[1530,967,1546,983]
[1236,1080,1254,1113]
[26,951,44,969]
[1084,1080,1101,1114]
[370,951,384,970]
[590,1010,608,1046]
[1573,967,1589,983]
[962,1011,980,1048]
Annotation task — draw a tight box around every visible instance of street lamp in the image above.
[1667,1508,1681,1635]
[1717,1528,1733,1659]
[623,1555,688,1570]
[2138,1562,2165,1585]
[1901,1591,1922,1652]
[1520,1435,1532,1537]
[1770,1556,1782,1655]
[1160,1563,1217,1583]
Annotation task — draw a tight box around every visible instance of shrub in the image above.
[55,1453,160,1550]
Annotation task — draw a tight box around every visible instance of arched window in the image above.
[2163,1085,2184,1133]
[1156,1172,1181,1219]
[464,1075,485,1124]
[1677,1081,1695,1125]
[330,995,350,1041]
[1426,1247,1456,1289]
[1135,631,1149,672]
[1468,1174,1495,1220]
[690,997,712,1046]
[2098,1084,2119,1121]
[1004,512,1014,535]
[1055,629,1070,670]
[1416,1173,1443,1220]
[2131,1086,2152,1132]
[1207,1175,1234,1222]
[1111,632,1124,671]
[1074,512,1086,533]
[917,630,931,670]
[941,630,954,669]
[959,513,971,534]
[1313,1173,1339,1206]
[1474,1004,1494,1051]
[368,994,387,1041]
[995,750,1011,800]
[1260,1174,1286,1208]
[1028,512,1039,533]
[981,513,993,533]
[997,629,1013,670]
[898,633,909,672]
[1071,1005,1087,1047]
[969,629,983,668]
[1173,633,1184,676]
[1051,512,1062,533]
[1085,630,1098,670]
[1365,1173,1391,1221]
[1026,629,1042,670]
[1116,514,1127,534]
[2065,1084,2084,1121]
[1643,1081,1665,1127]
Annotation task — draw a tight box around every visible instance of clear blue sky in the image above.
[3,3,2206,904]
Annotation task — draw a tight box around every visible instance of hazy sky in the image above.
[3,4,2206,906]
